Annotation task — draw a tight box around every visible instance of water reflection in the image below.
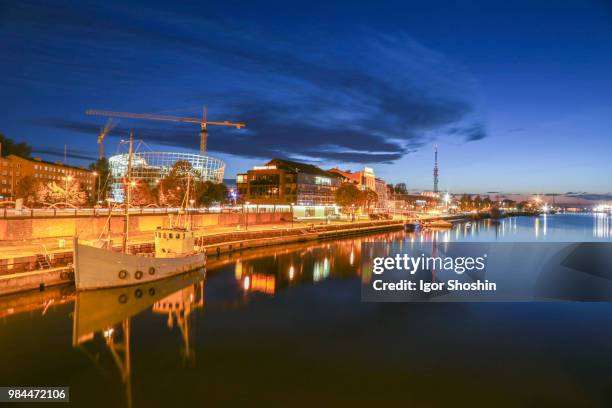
[594,213,611,238]
[72,271,205,408]
[437,213,611,242]
[0,214,611,406]
[228,239,366,295]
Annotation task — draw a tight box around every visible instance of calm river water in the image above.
[1,214,611,406]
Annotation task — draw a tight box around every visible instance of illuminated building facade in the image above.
[237,159,341,218]
[108,151,224,202]
[0,154,94,201]
[375,178,388,209]
[328,166,376,191]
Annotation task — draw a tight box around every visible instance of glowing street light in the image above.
[245,201,251,230]
[64,175,73,205]
[92,171,101,204]
[291,202,295,229]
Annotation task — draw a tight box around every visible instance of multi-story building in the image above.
[0,155,19,200]
[0,154,95,201]
[237,159,341,218]
[375,177,388,210]
[328,166,376,191]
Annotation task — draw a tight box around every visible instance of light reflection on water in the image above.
[0,214,611,406]
[422,213,612,242]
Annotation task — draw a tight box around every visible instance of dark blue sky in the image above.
[1,0,611,194]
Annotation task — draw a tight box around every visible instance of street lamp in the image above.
[154,179,161,206]
[92,171,100,204]
[64,176,73,205]
[127,180,137,210]
[245,201,250,230]
[291,202,295,229]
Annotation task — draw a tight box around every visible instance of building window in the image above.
[315,176,331,186]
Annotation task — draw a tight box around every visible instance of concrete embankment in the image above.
[0,267,74,297]
[200,220,402,256]
[0,211,289,241]
[0,220,403,296]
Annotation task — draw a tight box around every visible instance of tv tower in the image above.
[433,145,439,193]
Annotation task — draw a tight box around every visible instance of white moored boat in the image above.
[73,133,206,291]
[73,229,205,290]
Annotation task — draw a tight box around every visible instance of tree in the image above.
[517,201,529,210]
[159,160,198,207]
[460,194,473,211]
[15,175,41,207]
[361,189,378,213]
[335,183,362,208]
[501,199,516,208]
[482,197,492,209]
[473,195,482,210]
[197,181,228,207]
[89,157,111,203]
[36,180,87,207]
[393,183,408,195]
[125,180,155,207]
[0,133,32,157]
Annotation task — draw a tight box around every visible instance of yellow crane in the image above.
[86,107,245,156]
[97,118,117,159]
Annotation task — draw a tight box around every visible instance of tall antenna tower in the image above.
[433,144,439,193]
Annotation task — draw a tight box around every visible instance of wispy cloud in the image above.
[6,1,487,165]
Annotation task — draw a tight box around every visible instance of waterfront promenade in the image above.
[0,218,386,257]
[0,217,403,295]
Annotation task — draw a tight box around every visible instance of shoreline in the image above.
[0,220,403,296]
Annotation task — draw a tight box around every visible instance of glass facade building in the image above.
[237,159,340,206]
[108,152,225,202]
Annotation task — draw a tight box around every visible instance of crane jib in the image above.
[85,109,245,128]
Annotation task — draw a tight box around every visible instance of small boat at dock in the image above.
[405,221,421,232]
[73,134,206,291]
[423,220,454,229]
[73,229,206,291]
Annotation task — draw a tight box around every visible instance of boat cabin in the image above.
[154,227,196,258]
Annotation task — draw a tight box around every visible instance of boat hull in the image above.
[424,220,454,229]
[73,238,206,291]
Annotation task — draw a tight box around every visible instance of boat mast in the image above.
[122,132,133,253]
[185,173,191,231]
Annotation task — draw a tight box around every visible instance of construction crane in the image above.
[86,107,245,156]
[97,119,116,159]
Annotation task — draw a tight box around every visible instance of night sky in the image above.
[1,0,611,195]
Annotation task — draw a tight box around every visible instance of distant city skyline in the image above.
[1,1,611,195]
